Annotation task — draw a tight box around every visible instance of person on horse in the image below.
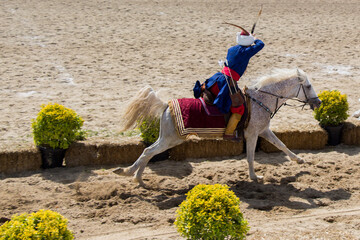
[194,27,265,141]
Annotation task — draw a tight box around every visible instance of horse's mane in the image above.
[252,68,306,89]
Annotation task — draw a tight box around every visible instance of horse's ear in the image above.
[296,68,303,82]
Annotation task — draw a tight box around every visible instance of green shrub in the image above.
[32,103,84,149]
[139,118,160,145]
[175,184,249,240]
[314,90,349,126]
[0,209,74,240]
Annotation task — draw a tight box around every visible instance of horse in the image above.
[113,68,321,186]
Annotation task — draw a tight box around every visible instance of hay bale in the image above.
[66,141,145,167]
[97,142,145,165]
[260,126,328,153]
[342,119,360,146]
[170,139,244,161]
[0,148,41,174]
[65,142,98,167]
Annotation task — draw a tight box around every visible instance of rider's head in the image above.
[236,30,255,46]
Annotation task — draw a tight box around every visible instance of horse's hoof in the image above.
[250,175,264,183]
[297,158,305,164]
[293,157,305,164]
[133,177,146,188]
[113,167,132,176]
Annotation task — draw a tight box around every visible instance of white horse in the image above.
[114,68,321,186]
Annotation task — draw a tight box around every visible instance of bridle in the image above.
[246,77,319,119]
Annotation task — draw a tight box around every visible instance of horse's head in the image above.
[296,69,322,110]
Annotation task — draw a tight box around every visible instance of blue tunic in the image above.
[194,39,264,114]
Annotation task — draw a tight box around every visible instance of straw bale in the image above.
[3,119,359,173]
[260,126,328,153]
[0,148,41,174]
[66,141,145,167]
[65,142,98,167]
[342,119,360,146]
[170,139,244,161]
[97,142,145,165]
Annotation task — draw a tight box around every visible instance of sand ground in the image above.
[1,0,360,239]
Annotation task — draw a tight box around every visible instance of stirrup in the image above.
[223,134,241,142]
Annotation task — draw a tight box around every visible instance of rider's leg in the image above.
[224,113,242,136]
[224,104,244,139]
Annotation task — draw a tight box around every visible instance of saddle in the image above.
[200,86,250,139]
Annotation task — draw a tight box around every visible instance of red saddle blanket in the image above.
[168,98,226,138]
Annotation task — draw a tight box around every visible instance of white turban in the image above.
[236,32,255,46]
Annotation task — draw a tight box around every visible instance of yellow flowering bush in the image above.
[175,184,249,240]
[32,103,85,149]
[314,90,349,126]
[139,118,160,144]
[0,209,74,240]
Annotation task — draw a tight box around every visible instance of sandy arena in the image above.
[1,0,360,239]
[1,147,360,239]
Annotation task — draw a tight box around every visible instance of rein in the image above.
[246,80,318,119]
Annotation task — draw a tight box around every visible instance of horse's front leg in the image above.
[259,128,304,164]
[245,133,263,182]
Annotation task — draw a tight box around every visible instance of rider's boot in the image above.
[223,113,242,141]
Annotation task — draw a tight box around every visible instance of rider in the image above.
[194,29,265,140]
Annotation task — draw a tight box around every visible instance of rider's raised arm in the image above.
[246,39,265,57]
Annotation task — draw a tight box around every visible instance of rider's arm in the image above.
[246,39,265,57]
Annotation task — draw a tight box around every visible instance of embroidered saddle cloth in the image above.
[168,98,226,138]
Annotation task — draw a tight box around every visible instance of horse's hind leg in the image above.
[133,138,180,186]
[113,108,183,186]
[133,110,183,185]
[114,138,167,185]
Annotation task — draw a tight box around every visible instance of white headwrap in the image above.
[236,32,255,46]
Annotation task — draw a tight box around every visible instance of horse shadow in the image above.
[230,171,351,211]
[39,166,98,184]
[147,159,193,179]
[131,170,350,212]
[231,151,289,166]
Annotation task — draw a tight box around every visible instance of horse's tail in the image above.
[120,86,168,131]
